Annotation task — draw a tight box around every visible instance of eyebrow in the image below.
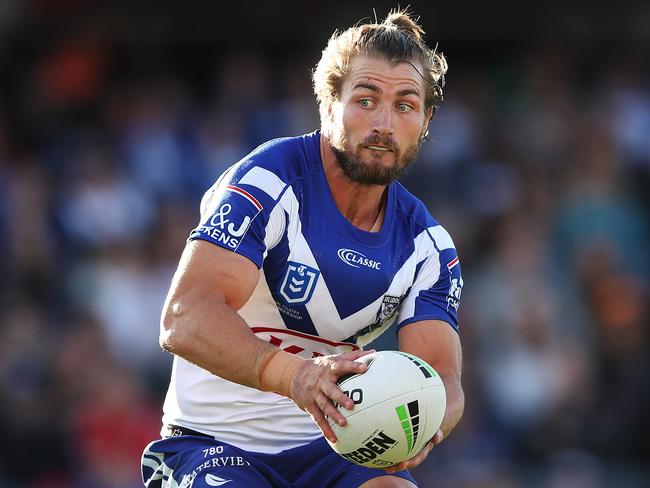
[352,82,421,98]
[352,82,380,93]
[396,88,421,98]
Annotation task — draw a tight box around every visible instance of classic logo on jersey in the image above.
[337,248,381,270]
[279,261,320,305]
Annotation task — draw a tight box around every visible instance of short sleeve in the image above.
[189,163,286,269]
[397,225,463,332]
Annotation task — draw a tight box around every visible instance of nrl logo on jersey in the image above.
[279,261,320,305]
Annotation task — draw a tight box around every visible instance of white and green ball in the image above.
[327,350,446,468]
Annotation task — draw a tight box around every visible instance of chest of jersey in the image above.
[258,183,417,346]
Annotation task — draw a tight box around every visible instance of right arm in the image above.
[159,239,369,441]
[160,239,274,388]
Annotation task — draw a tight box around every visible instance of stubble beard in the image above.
[329,130,421,186]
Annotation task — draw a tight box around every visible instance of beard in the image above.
[329,131,421,186]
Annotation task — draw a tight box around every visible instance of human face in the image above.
[326,55,431,185]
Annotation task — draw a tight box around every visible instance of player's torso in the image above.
[241,167,419,354]
[162,133,460,452]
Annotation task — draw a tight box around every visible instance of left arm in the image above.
[399,319,464,439]
[386,319,464,473]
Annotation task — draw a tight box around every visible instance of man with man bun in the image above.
[142,9,464,487]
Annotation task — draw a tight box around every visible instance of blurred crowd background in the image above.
[0,1,648,487]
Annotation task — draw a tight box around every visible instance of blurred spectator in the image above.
[194,102,248,182]
[68,365,161,488]
[544,449,605,488]
[606,64,650,168]
[66,245,168,374]
[552,117,650,280]
[118,82,197,201]
[0,109,12,292]
[57,142,155,249]
[506,47,577,168]
[5,160,59,301]
[0,300,68,486]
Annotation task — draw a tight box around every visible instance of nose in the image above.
[371,105,394,136]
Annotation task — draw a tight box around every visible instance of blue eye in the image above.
[397,103,411,113]
[359,99,372,108]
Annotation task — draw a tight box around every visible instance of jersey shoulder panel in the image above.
[189,132,320,268]
[392,183,463,331]
[228,131,321,188]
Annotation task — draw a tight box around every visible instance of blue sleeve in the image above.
[397,227,463,332]
[189,164,284,269]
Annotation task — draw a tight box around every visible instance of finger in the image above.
[330,358,369,375]
[315,390,348,426]
[406,451,426,468]
[391,454,419,473]
[321,398,348,426]
[385,462,405,474]
[404,442,434,469]
[337,349,376,361]
[386,439,434,474]
[321,381,355,410]
[307,404,338,443]
[432,429,444,446]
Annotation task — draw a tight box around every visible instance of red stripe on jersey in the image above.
[251,327,360,350]
[226,185,263,210]
[447,256,460,270]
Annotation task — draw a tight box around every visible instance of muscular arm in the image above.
[398,320,464,440]
[384,319,463,473]
[159,239,276,389]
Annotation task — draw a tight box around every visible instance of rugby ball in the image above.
[327,350,446,468]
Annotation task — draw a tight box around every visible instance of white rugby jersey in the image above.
[162,131,463,453]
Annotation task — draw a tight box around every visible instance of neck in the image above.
[320,133,387,232]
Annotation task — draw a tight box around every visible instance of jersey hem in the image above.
[188,234,263,269]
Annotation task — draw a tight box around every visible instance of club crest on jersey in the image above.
[279,261,320,305]
[351,295,402,342]
[447,276,463,312]
[445,255,463,312]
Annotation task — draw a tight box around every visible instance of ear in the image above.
[320,100,333,135]
[420,106,434,141]
[425,106,434,125]
[326,97,338,122]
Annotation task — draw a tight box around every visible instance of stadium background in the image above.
[0,0,648,486]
